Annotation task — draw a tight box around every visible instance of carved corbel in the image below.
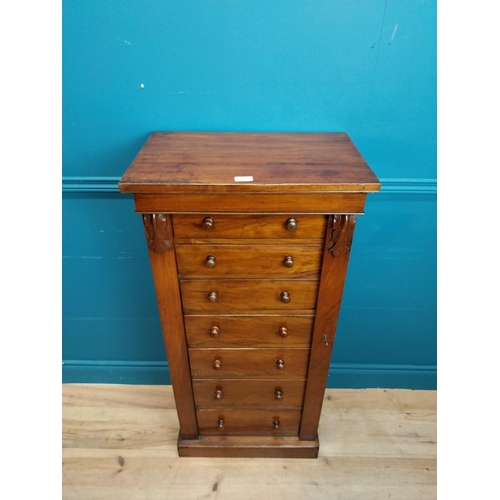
[327,214,357,257]
[142,214,171,253]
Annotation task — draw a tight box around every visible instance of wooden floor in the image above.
[62,384,436,500]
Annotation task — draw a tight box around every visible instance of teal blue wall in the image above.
[63,0,436,388]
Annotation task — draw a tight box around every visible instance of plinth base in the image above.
[178,434,319,458]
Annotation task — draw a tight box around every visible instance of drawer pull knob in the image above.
[285,218,297,231]
[276,359,285,370]
[280,291,290,304]
[207,291,218,302]
[205,255,217,268]
[283,255,294,268]
[275,390,283,400]
[214,389,223,399]
[202,217,214,231]
[278,326,288,338]
[218,419,225,429]
[210,326,220,338]
[213,359,222,370]
[273,420,281,430]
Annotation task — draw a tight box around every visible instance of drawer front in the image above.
[180,279,319,313]
[176,244,322,279]
[184,316,314,348]
[197,409,302,436]
[189,348,309,379]
[192,380,306,409]
[185,315,314,348]
[172,214,327,240]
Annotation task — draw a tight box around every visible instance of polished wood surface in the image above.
[184,315,314,347]
[177,435,319,458]
[133,191,367,214]
[141,214,198,439]
[172,214,327,239]
[189,348,310,379]
[300,215,356,440]
[197,409,302,436]
[180,279,319,313]
[176,244,323,278]
[118,132,380,458]
[118,132,381,193]
[63,384,436,495]
[192,379,306,408]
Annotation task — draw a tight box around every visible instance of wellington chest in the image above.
[118,132,380,458]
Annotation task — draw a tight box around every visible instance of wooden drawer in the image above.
[172,214,327,240]
[176,244,322,279]
[197,409,302,436]
[189,348,309,379]
[180,279,319,313]
[185,315,314,348]
[192,379,306,409]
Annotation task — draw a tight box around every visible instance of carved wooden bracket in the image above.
[142,214,171,254]
[327,215,356,257]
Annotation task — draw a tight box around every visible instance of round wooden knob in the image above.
[205,255,216,268]
[214,389,223,399]
[210,326,220,338]
[202,217,214,231]
[278,326,288,338]
[273,420,280,430]
[207,291,218,302]
[213,359,222,370]
[280,291,290,304]
[276,359,285,370]
[275,390,283,400]
[218,419,225,429]
[283,256,294,268]
[285,218,297,231]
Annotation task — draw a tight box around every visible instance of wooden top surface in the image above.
[118,132,380,193]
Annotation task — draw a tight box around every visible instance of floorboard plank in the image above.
[62,384,436,500]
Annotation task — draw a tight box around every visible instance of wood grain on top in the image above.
[118,132,380,193]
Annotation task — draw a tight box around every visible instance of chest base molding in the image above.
[177,433,319,458]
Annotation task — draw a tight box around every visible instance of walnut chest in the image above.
[118,132,380,458]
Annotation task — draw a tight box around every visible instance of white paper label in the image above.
[234,176,254,182]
